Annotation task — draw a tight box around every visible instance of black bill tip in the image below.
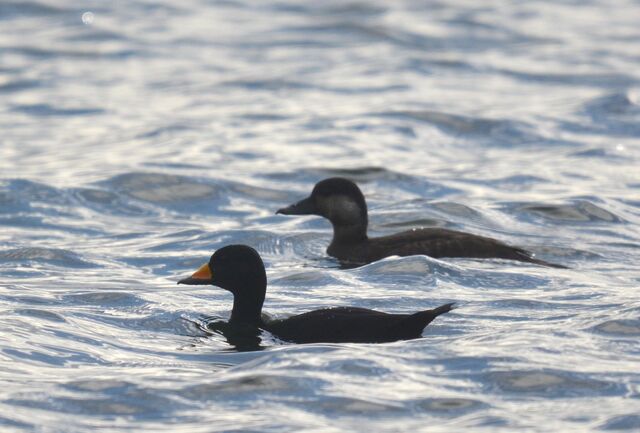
[275,196,316,216]
[177,277,213,285]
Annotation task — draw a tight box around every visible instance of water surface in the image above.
[1,0,640,431]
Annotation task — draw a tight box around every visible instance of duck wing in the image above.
[263,304,454,344]
[368,228,565,267]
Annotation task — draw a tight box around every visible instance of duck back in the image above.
[263,303,454,344]
[330,228,565,267]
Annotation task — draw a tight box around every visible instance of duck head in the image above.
[277,178,368,232]
[178,245,267,324]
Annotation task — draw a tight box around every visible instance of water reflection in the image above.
[198,317,266,352]
[1,0,639,432]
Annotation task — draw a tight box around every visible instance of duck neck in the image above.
[229,283,266,326]
[331,222,368,245]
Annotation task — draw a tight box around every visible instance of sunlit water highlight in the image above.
[1,0,640,431]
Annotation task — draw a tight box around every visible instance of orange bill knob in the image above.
[177,263,213,285]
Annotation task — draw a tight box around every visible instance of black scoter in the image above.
[178,245,454,344]
[277,177,565,268]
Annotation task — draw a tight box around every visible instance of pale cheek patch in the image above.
[320,196,362,223]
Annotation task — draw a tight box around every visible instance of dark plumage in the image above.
[178,245,454,344]
[277,177,565,268]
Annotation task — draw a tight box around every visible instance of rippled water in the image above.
[1,0,640,431]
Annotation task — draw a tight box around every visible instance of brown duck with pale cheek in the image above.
[178,245,455,344]
[277,177,566,268]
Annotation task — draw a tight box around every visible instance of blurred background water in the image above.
[1,0,640,431]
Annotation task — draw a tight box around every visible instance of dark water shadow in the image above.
[193,316,267,352]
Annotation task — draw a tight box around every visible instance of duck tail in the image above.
[431,302,456,317]
[407,302,455,327]
[515,250,569,269]
[527,257,569,269]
